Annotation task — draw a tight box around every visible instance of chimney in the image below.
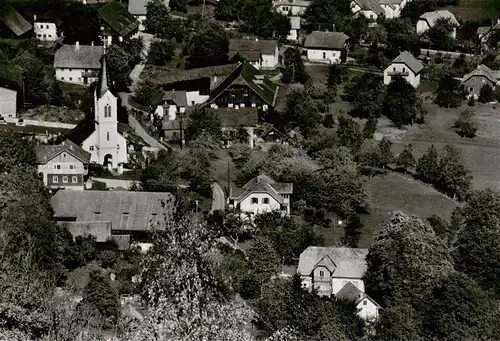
[91,41,94,46]
[75,41,80,51]
[33,14,37,21]
[172,89,175,94]
[213,74,218,85]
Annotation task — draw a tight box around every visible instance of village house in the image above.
[78,52,128,172]
[154,90,187,120]
[416,10,459,39]
[98,2,140,46]
[0,7,32,39]
[383,51,423,88]
[228,39,280,70]
[0,78,19,118]
[50,189,175,249]
[288,16,301,41]
[350,0,384,20]
[304,31,350,64]
[228,174,293,216]
[335,282,382,320]
[54,43,103,85]
[272,0,312,16]
[33,16,59,42]
[128,0,169,31]
[298,246,368,296]
[208,107,258,147]
[35,139,91,191]
[377,0,405,19]
[461,64,500,99]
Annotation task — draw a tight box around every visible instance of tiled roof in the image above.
[298,246,368,278]
[462,64,500,84]
[229,174,293,204]
[206,107,259,127]
[128,0,150,15]
[229,50,261,62]
[96,54,114,98]
[229,39,278,56]
[163,90,187,107]
[99,2,140,37]
[151,64,236,85]
[60,221,112,242]
[391,51,424,74]
[111,234,131,250]
[208,62,280,106]
[272,0,312,7]
[419,10,459,28]
[54,44,103,69]
[51,190,175,232]
[304,31,350,50]
[336,282,382,307]
[0,7,32,37]
[353,0,384,15]
[35,139,91,164]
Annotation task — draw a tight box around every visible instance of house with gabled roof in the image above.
[98,2,140,46]
[0,7,32,38]
[378,0,404,19]
[336,282,381,320]
[461,64,500,99]
[417,10,459,39]
[298,246,368,297]
[383,51,424,88]
[228,174,293,216]
[54,43,103,85]
[0,77,20,118]
[228,38,279,70]
[35,139,91,191]
[273,0,312,16]
[304,31,350,64]
[350,0,384,20]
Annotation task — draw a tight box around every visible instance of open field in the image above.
[446,0,488,21]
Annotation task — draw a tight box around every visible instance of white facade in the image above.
[417,19,457,39]
[55,67,99,85]
[274,2,310,16]
[239,192,283,216]
[186,91,209,106]
[154,103,186,120]
[134,15,146,31]
[34,22,57,41]
[380,3,402,19]
[0,87,17,118]
[307,49,343,64]
[350,2,379,20]
[37,154,87,191]
[356,298,380,320]
[82,89,127,169]
[383,62,420,88]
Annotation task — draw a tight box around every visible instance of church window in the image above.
[105,104,111,117]
[107,132,110,141]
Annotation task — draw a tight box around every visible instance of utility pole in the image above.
[179,113,183,150]
[202,0,206,17]
[227,157,230,194]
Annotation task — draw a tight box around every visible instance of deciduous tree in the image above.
[435,74,464,108]
[148,40,176,66]
[383,76,424,127]
[479,83,495,103]
[342,214,363,247]
[454,109,478,137]
[396,144,416,172]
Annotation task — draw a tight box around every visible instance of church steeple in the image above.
[96,45,113,98]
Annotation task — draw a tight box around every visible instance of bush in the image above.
[478,84,495,103]
[454,109,478,138]
[148,40,176,66]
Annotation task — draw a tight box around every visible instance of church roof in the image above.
[96,51,114,98]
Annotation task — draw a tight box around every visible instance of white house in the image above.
[228,174,293,216]
[54,43,103,86]
[272,0,311,16]
[377,0,404,19]
[304,31,350,64]
[0,83,17,118]
[298,246,368,297]
[383,51,424,88]
[287,16,301,41]
[350,0,384,20]
[417,10,459,39]
[335,282,381,321]
[35,140,91,191]
[228,39,279,69]
[80,53,128,171]
[34,21,58,41]
[153,90,187,120]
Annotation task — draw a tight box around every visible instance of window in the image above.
[37,34,41,38]
[469,87,473,92]
[43,34,46,38]
[393,67,396,72]
[263,198,269,204]
[48,34,52,38]
[251,197,258,204]
[69,68,72,72]
[62,176,68,183]
[72,176,78,183]
[107,132,110,141]
[105,104,111,117]
[69,165,75,170]
[61,77,64,80]
[370,14,374,19]
[52,176,58,183]
[323,52,326,59]
[363,300,367,305]
[69,77,72,81]
[90,145,94,151]
[46,25,49,29]
[319,270,324,278]
[192,101,195,105]
[403,67,406,72]
[53,164,61,170]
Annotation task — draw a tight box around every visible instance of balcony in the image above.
[387,70,409,76]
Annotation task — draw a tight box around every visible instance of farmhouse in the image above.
[288,16,301,41]
[228,174,293,216]
[377,0,404,19]
[304,31,349,64]
[383,51,423,88]
[98,2,140,46]
[298,246,368,296]
[34,19,58,42]
[461,64,500,99]
[350,0,384,20]
[50,189,175,247]
[0,7,32,38]
[0,78,19,118]
[207,107,259,148]
[272,0,312,16]
[416,10,459,39]
[154,90,187,120]
[35,139,91,191]
[54,43,103,85]
[336,282,382,320]
[228,39,279,70]
[128,0,169,31]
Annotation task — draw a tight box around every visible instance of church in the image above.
[80,49,128,172]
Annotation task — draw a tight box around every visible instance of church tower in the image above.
[92,47,127,170]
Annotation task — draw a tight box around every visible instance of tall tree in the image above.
[186,21,229,68]
[396,144,416,172]
[185,107,223,141]
[336,116,364,154]
[421,18,457,50]
[435,74,464,108]
[383,18,421,58]
[344,74,385,118]
[378,137,394,168]
[342,214,363,247]
[304,0,351,29]
[383,76,423,127]
[61,2,101,45]
[282,90,321,137]
[282,48,309,84]
[416,145,440,184]
[436,144,472,200]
